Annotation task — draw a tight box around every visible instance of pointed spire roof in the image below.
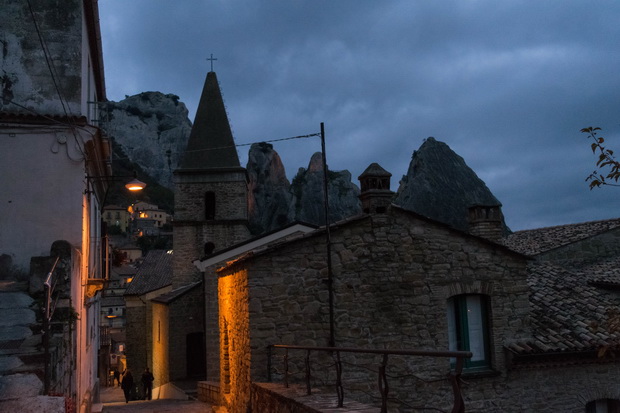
[179,71,241,170]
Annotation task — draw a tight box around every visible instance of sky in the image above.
[98,0,620,232]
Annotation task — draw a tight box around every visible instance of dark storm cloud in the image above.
[99,0,620,231]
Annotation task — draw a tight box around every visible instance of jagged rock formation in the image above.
[247,142,294,234]
[394,137,510,234]
[290,152,361,227]
[247,145,362,234]
[99,92,192,188]
[101,94,506,236]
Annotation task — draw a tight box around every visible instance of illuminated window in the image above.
[586,399,620,413]
[447,294,491,369]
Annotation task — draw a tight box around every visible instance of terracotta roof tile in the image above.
[510,262,620,357]
[503,218,620,256]
[124,250,173,296]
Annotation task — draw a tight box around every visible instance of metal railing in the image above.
[267,344,472,413]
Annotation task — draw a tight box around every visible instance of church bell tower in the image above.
[173,70,251,288]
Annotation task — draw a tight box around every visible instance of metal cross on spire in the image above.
[207,53,217,72]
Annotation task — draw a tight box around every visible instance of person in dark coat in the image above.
[121,370,134,403]
[141,367,154,400]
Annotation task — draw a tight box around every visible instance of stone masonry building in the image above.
[214,164,620,412]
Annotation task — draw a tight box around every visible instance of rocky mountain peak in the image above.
[99,92,192,188]
[103,92,508,238]
[394,137,509,233]
[307,152,325,173]
[247,143,294,234]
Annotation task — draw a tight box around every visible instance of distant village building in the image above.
[103,205,132,234]
[132,201,172,229]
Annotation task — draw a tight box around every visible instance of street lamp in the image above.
[124,172,146,191]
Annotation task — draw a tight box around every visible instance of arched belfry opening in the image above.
[205,191,215,220]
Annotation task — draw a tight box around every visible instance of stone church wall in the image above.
[168,287,205,381]
[175,178,248,222]
[124,298,148,381]
[203,266,220,381]
[172,223,205,288]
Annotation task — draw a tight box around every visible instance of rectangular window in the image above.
[447,294,491,369]
[586,399,620,413]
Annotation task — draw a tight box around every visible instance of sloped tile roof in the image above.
[507,262,620,357]
[502,218,620,256]
[124,250,173,296]
[584,256,620,288]
[151,281,202,304]
[101,296,125,307]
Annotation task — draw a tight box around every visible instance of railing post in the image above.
[268,344,471,412]
[334,350,344,407]
[267,345,272,382]
[284,348,289,388]
[378,353,389,413]
[305,349,312,395]
[449,356,466,413]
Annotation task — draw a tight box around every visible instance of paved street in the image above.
[99,385,213,413]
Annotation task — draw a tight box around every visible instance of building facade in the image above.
[0,1,110,411]
[215,166,620,412]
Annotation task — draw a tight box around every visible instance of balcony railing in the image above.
[267,344,472,413]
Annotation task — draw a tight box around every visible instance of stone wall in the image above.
[168,286,205,381]
[0,0,83,115]
[197,381,220,405]
[172,223,205,288]
[151,302,169,387]
[218,208,538,411]
[219,207,620,411]
[173,172,251,288]
[203,267,220,381]
[124,298,147,380]
[218,268,251,413]
[175,178,248,222]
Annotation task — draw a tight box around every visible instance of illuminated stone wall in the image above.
[151,302,169,387]
[218,269,251,412]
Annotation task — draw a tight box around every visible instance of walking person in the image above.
[121,370,134,403]
[141,367,154,400]
[113,369,121,387]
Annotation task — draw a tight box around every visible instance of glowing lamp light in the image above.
[125,178,146,191]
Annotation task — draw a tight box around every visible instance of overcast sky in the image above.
[98,0,620,231]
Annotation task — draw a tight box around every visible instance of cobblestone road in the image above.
[99,385,213,413]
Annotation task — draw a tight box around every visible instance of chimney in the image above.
[358,163,394,214]
[467,204,504,242]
